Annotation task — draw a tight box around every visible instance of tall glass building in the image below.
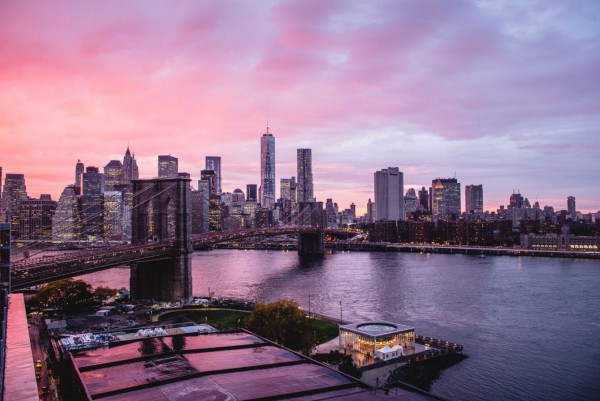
[465,185,483,214]
[75,159,84,194]
[103,160,123,191]
[1,174,27,239]
[297,149,313,203]
[18,195,56,240]
[52,185,81,241]
[103,191,123,241]
[122,147,139,183]
[81,167,104,240]
[260,127,275,209]
[431,178,461,219]
[205,156,222,195]
[158,155,178,179]
[246,184,257,202]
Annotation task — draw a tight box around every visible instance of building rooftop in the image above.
[3,294,39,401]
[341,321,415,337]
[70,330,433,401]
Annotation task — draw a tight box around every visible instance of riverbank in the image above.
[215,241,600,259]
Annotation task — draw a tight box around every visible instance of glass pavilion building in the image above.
[339,321,415,358]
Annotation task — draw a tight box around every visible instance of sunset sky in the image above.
[1,0,599,213]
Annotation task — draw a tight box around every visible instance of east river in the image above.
[79,250,600,401]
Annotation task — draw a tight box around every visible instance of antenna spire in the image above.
[266,108,270,134]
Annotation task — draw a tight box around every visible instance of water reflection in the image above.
[80,250,600,401]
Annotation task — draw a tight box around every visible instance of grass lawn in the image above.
[309,317,340,344]
[159,308,340,343]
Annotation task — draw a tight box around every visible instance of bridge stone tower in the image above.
[130,177,192,303]
[297,202,326,255]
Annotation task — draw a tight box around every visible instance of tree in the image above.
[247,299,315,354]
[28,279,95,314]
[93,286,117,302]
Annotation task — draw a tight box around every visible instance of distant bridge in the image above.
[10,226,351,291]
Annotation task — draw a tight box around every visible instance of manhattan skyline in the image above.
[1,1,599,212]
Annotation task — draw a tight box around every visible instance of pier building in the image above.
[339,321,415,359]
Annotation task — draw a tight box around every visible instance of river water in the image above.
[79,249,600,401]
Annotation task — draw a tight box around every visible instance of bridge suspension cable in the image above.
[11,183,156,249]
[11,183,177,261]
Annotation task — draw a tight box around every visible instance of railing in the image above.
[10,226,329,289]
[360,335,463,372]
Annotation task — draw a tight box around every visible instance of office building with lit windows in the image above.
[158,155,178,179]
[52,186,81,241]
[104,160,123,191]
[260,127,275,208]
[205,157,222,196]
[81,167,104,240]
[75,160,84,194]
[103,191,123,241]
[1,174,27,239]
[18,195,56,240]
[431,178,461,219]
[297,149,313,203]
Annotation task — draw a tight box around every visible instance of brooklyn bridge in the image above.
[9,177,347,301]
[10,226,344,291]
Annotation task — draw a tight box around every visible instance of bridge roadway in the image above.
[10,226,337,291]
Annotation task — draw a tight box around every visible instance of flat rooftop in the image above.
[341,321,415,336]
[70,330,434,401]
[3,294,39,401]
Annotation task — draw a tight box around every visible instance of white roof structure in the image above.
[340,320,414,338]
[178,324,217,334]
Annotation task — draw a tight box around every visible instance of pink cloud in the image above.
[0,0,598,213]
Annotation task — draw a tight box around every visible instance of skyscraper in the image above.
[374,167,404,221]
[509,191,524,209]
[81,167,104,240]
[465,185,484,214]
[158,155,178,178]
[366,198,374,223]
[104,160,123,191]
[280,178,291,201]
[19,194,56,240]
[418,187,429,211]
[122,147,139,183]
[75,159,84,194]
[260,127,275,208]
[201,170,218,198]
[1,174,27,238]
[103,191,123,241]
[567,196,576,217]
[431,178,461,219]
[297,149,313,203]
[205,156,222,195]
[52,185,80,241]
[404,188,418,216]
[326,198,338,228]
[246,184,257,202]
[191,182,210,234]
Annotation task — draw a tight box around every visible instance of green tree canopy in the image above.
[247,299,315,354]
[92,286,117,302]
[28,279,95,314]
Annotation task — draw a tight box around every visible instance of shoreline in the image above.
[214,242,600,260]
